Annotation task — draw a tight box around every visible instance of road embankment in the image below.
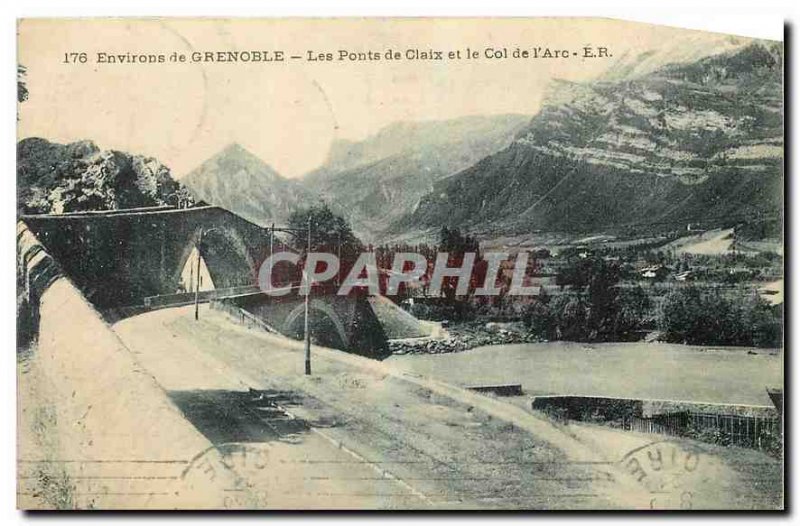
[17,225,242,509]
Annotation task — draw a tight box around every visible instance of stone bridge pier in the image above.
[218,293,390,360]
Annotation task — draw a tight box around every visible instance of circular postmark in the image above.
[619,439,704,510]
[179,442,273,509]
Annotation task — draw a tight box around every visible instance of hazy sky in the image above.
[18,18,751,178]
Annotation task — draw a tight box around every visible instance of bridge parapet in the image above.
[20,206,270,314]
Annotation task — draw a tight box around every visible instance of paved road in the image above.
[113,305,637,510]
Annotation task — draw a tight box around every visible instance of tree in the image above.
[747,301,782,348]
[554,294,589,341]
[557,256,625,340]
[525,300,556,340]
[439,226,480,255]
[614,285,652,338]
[528,257,650,342]
[660,286,781,347]
[17,65,28,104]
[287,203,363,261]
[437,226,482,302]
[585,258,622,340]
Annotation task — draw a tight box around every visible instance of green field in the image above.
[388,341,782,406]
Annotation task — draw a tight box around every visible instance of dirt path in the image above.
[113,306,648,509]
[110,308,428,509]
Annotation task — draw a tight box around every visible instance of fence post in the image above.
[756,417,761,449]
[746,416,750,447]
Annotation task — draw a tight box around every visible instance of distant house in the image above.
[759,280,783,306]
[641,265,669,280]
[675,270,693,282]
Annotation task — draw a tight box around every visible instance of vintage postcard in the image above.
[16,17,783,510]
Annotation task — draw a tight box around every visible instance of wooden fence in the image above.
[686,412,781,449]
[627,412,687,436]
[626,411,781,450]
[211,300,281,334]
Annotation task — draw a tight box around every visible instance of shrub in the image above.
[524,283,651,343]
[660,286,781,347]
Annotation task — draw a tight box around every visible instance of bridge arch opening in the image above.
[284,299,349,351]
[174,226,257,293]
[178,246,215,294]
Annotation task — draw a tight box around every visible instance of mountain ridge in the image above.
[302,114,532,240]
[305,114,531,184]
[395,41,783,237]
[181,142,318,227]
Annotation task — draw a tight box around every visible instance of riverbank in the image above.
[389,320,540,355]
[387,341,781,407]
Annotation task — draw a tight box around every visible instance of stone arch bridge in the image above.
[18,206,388,358]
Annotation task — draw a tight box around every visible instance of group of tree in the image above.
[17,138,196,215]
[660,286,781,348]
[282,203,365,292]
[18,65,28,104]
[286,203,364,260]
[436,227,484,301]
[526,256,652,342]
[523,254,782,348]
[374,226,488,302]
[373,242,439,273]
[281,209,783,349]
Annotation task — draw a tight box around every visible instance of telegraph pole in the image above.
[193,227,221,321]
[336,230,342,287]
[269,223,275,294]
[304,216,312,375]
[265,221,314,375]
[194,229,203,321]
[269,223,275,256]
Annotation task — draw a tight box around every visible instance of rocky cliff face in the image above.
[303,114,530,240]
[181,143,316,227]
[17,138,194,215]
[398,42,783,236]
